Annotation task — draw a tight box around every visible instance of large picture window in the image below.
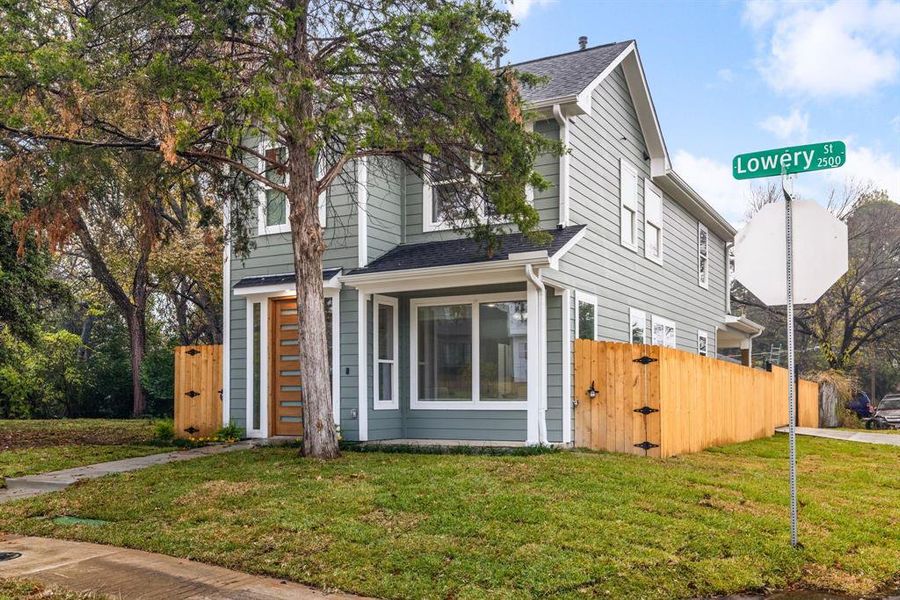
[411,293,527,410]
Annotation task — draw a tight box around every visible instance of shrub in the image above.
[153,419,175,443]
[215,422,243,442]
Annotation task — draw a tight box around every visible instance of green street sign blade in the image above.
[733,141,845,180]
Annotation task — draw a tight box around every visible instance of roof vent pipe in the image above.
[578,36,588,50]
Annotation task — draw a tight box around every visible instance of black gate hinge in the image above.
[633,355,658,365]
[185,390,200,398]
[186,348,201,356]
[634,441,659,451]
[184,426,199,435]
[633,406,659,415]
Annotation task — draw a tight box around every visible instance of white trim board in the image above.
[373,295,399,411]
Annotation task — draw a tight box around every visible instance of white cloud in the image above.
[505,0,555,21]
[824,145,900,200]
[717,68,735,83]
[673,150,757,224]
[747,0,900,97]
[759,109,810,140]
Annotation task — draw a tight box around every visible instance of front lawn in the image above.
[0,578,104,600]
[0,420,174,486]
[0,435,897,599]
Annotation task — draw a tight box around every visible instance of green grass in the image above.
[0,419,175,486]
[836,427,900,434]
[0,578,106,599]
[0,435,897,600]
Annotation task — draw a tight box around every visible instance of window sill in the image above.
[258,224,292,236]
[373,401,399,411]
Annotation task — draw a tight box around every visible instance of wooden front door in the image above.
[270,298,303,436]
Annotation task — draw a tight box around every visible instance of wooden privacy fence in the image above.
[174,344,223,438]
[573,340,819,458]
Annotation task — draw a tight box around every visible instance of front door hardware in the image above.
[186,348,201,356]
[633,406,659,415]
[185,390,200,398]
[633,355,658,365]
[634,441,659,451]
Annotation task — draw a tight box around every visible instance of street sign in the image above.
[733,200,848,305]
[732,142,846,550]
[733,141,846,180]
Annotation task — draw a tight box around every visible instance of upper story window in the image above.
[651,315,676,348]
[644,180,664,264]
[698,223,710,289]
[257,139,327,236]
[629,308,647,344]
[575,291,598,340]
[258,142,290,235]
[620,159,639,251]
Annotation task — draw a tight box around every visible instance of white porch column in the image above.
[357,289,369,441]
[561,288,573,445]
[526,274,543,445]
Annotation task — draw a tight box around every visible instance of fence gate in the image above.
[573,339,661,457]
[174,344,223,438]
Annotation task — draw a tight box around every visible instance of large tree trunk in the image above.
[819,381,840,428]
[125,304,147,416]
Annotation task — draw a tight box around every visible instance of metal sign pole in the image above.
[783,173,799,548]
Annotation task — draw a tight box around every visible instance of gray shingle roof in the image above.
[233,268,341,289]
[347,225,585,276]
[512,41,634,104]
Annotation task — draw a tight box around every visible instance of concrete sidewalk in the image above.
[0,534,368,599]
[776,426,900,446]
[1,442,255,504]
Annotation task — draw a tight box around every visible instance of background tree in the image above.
[0,0,559,457]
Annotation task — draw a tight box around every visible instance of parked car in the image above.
[866,394,900,430]
[847,391,874,419]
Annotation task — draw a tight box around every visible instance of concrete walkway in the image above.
[776,426,900,446]
[1,441,255,504]
[0,534,368,599]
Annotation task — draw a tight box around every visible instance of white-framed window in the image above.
[422,154,462,232]
[257,140,291,235]
[620,159,639,250]
[644,179,664,264]
[575,291,598,340]
[698,330,709,357]
[257,140,329,235]
[410,292,528,410]
[629,308,647,344]
[373,295,399,410]
[698,222,710,289]
[651,315,677,348]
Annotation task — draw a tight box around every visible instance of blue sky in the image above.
[502,0,900,223]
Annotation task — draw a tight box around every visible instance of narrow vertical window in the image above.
[258,141,291,235]
[629,308,647,344]
[374,296,398,409]
[251,302,262,430]
[620,159,639,250]
[644,180,664,264]
[698,330,709,357]
[698,223,710,289]
[575,291,598,340]
[480,301,528,402]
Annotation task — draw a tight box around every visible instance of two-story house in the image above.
[221,39,762,445]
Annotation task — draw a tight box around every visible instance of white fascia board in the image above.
[343,255,550,294]
[620,46,670,174]
[233,283,294,297]
[548,226,587,270]
[574,41,635,115]
[724,314,765,335]
[654,171,736,241]
[528,96,585,116]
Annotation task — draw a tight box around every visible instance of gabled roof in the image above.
[513,41,634,105]
[347,225,586,276]
[509,40,736,240]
